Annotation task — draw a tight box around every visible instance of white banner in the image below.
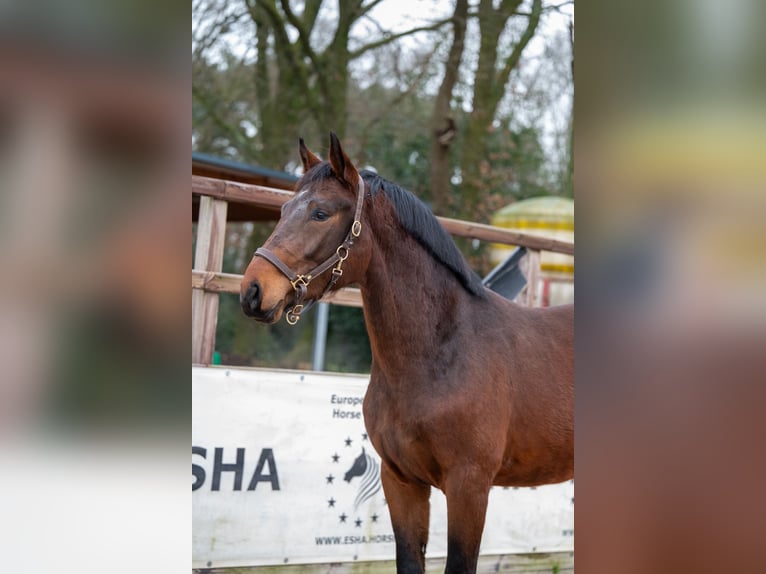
[192,366,573,568]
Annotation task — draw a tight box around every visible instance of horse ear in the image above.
[328,132,359,187]
[298,137,322,172]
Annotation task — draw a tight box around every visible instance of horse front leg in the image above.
[444,470,491,574]
[380,463,430,574]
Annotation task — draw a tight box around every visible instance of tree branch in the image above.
[302,0,323,32]
[192,84,255,157]
[361,13,388,36]
[547,0,574,13]
[491,0,543,111]
[278,0,322,72]
[193,4,247,60]
[332,0,364,52]
[359,0,385,18]
[246,0,304,84]
[361,46,439,134]
[434,0,469,119]
[349,17,452,60]
[246,0,324,120]
[499,0,524,17]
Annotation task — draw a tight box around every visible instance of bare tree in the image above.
[194,0,452,168]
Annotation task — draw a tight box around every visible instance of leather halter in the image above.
[254,178,365,325]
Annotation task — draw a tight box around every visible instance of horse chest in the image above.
[369,424,443,487]
[363,381,448,487]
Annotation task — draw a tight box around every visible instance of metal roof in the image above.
[192,152,298,188]
[192,153,298,222]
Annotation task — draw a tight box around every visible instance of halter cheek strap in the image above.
[254,178,365,325]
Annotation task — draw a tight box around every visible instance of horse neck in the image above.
[357,218,473,375]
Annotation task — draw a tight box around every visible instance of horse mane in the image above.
[298,163,485,297]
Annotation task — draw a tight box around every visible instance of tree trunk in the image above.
[429,0,469,216]
[565,19,574,198]
[458,0,542,222]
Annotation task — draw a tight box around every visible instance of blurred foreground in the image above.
[0,1,188,572]
[576,1,766,572]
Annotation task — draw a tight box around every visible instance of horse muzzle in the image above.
[240,280,284,324]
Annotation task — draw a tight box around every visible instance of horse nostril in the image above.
[241,281,262,316]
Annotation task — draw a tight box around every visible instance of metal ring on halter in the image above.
[336,245,349,261]
[286,304,304,325]
[351,220,362,237]
[286,313,299,325]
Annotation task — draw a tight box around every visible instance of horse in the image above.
[240,133,574,574]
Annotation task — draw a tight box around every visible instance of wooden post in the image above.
[526,248,541,307]
[192,196,228,364]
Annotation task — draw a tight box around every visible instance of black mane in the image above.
[298,163,485,297]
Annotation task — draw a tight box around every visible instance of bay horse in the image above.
[240,133,573,574]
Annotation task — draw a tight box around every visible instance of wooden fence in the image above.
[192,175,574,364]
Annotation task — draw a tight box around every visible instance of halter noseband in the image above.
[254,178,366,325]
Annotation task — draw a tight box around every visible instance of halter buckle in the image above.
[290,275,311,290]
[351,220,362,237]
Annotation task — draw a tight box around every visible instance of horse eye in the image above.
[311,209,329,222]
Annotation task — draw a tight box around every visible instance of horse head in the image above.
[240,133,371,324]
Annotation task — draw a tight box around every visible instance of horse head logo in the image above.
[342,447,381,509]
[344,447,368,482]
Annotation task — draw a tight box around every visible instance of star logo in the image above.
[323,433,386,531]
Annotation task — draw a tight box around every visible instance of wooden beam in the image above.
[439,217,575,256]
[192,270,242,293]
[192,197,228,364]
[192,270,364,308]
[193,175,293,209]
[192,176,574,255]
[319,286,364,308]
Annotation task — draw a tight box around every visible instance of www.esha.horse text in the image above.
[330,393,363,420]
